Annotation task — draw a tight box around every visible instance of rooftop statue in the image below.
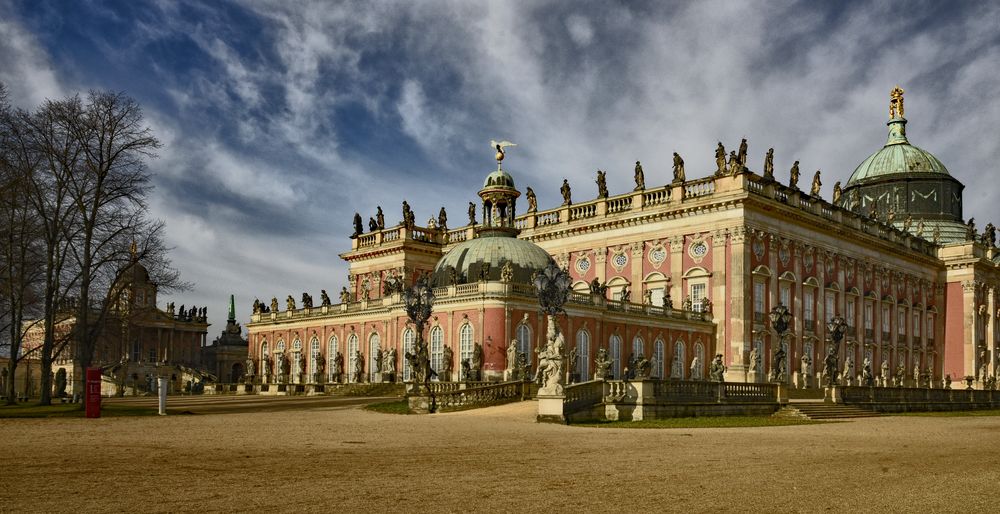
[270,297,278,312]
[903,214,912,232]
[491,139,517,167]
[763,148,774,181]
[560,179,572,206]
[376,206,385,229]
[352,212,363,238]
[634,161,645,190]
[595,170,608,198]
[715,142,726,175]
[339,287,350,304]
[832,181,842,205]
[889,85,905,119]
[982,223,996,247]
[737,138,748,166]
[915,220,924,237]
[672,152,685,183]
[788,161,800,190]
[810,170,822,197]
[728,150,740,175]
[966,217,976,241]
[286,295,295,311]
[320,289,331,306]
[932,225,940,244]
[301,292,313,309]
[368,217,377,232]
[438,207,447,231]
[468,201,477,225]
[526,187,537,212]
[402,200,415,229]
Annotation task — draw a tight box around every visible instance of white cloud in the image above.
[565,14,594,47]
[0,13,63,107]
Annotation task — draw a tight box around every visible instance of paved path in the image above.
[105,394,394,414]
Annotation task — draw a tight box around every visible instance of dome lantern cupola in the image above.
[840,87,966,242]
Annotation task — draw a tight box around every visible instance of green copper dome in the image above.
[432,233,553,286]
[483,169,515,189]
[846,118,951,186]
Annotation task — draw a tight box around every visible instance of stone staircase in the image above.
[774,401,881,420]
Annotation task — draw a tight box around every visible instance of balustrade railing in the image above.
[564,380,605,415]
[684,179,715,198]
[607,196,632,213]
[537,211,560,226]
[569,203,597,220]
[642,187,670,206]
[434,381,528,412]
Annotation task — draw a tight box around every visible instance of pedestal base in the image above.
[407,395,433,414]
[824,386,843,404]
[536,394,566,424]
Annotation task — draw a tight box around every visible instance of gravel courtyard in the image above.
[1,398,997,512]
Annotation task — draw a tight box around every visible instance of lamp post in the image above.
[768,304,792,382]
[403,277,435,409]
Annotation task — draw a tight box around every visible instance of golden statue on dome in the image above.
[889,86,905,119]
[490,139,517,170]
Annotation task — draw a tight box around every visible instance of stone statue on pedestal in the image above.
[594,348,612,380]
[314,353,326,382]
[880,360,889,387]
[339,287,351,304]
[468,202,477,225]
[800,354,812,387]
[245,357,255,382]
[770,345,786,382]
[748,346,760,373]
[376,206,385,229]
[842,356,855,386]
[690,355,703,380]
[320,290,331,306]
[353,351,364,382]
[560,179,572,206]
[862,357,873,387]
[823,349,838,386]
[472,343,483,380]
[526,187,537,213]
[286,295,296,311]
[441,346,454,381]
[709,354,726,382]
[595,170,608,198]
[894,363,905,387]
[810,170,822,197]
[507,340,518,377]
[789,161,800,190]
[715,142,726,175]
[763,148,774,180]
[270,297,279,313]
[384,348,397,379]
[461,359,472,382]
[672,152,685,183]
[535,315,566,395]
[832,181,842,205]
[352,212,363,238]
[333,352,343,382]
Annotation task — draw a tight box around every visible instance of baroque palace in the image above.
[246,88,1000,390]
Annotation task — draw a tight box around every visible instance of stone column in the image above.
[668,237,684,304]
[726,226,750,382]
[711,230,728,357]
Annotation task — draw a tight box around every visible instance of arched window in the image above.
[430,326,444,380]
[609,335,622,379]
[347,334,359,382]
[692,342,705,379]
[672,341,685,379]
[368,333,381,382]
[516,324,531,357]
[459,324,474,364]
[292,338,303,380]
[576,329,590,381]
[632,336,644,359]
[654,339,665,378]
[309,337,320,379]
[402,328,415,381]
[327,335,338,381]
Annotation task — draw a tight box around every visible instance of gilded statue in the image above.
[763,148,774,180]
[270,297,279,312]
[634,161,645,190]
[526,187,537,212]
[560,179,572,205]
[286,295,296,311]
[832,181,842,205]
[889,86,905,119]
[810,170,821,196]
[595,170,608,198]
[672,152,685,183]
[715,142,726,175]
[737,138,748,166]
[788,161,800,190]
[490,139,517,166]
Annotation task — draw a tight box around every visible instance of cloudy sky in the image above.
[2,0,999,335]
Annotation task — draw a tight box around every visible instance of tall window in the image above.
[148,348,157,363]
[654,339,665,378]
[402,328,415,381]
[753,282,766,322]
[327,336,338,381]
[898,308,906,338]
[864,303,873,330]
[346,335,358,382]
[881,305,891,335]
[632,336,644,359]
[292,339,303,378]
[913,312,921,339]
[690,283,707,312]
[576,330,590,381]
[430,326,444,380]
[650,288,665,308]
[672,341,685,378]
[779,284,791,309]
[825,292,836,318]
[803,289,815,330]
[516,324,531,357]
[847,298,856,329]
[132,340,141,362]
[692,343,705,379]
[459,324,474,364]
[368,333,381,382]
[609,335,622,379]
[309,338,320,378]
[927,314,935,341]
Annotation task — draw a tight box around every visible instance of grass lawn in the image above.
[0,402,157,418]
[363,399,413,415]
[891,408,1000,417]
[574,416,823,429]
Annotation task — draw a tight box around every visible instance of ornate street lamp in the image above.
[768,304,792,382]
[403,277,435,397]
[825,316,847,386]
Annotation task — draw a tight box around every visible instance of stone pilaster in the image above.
[726,226,750,382]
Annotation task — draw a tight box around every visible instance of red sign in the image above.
[85,368,101,418]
